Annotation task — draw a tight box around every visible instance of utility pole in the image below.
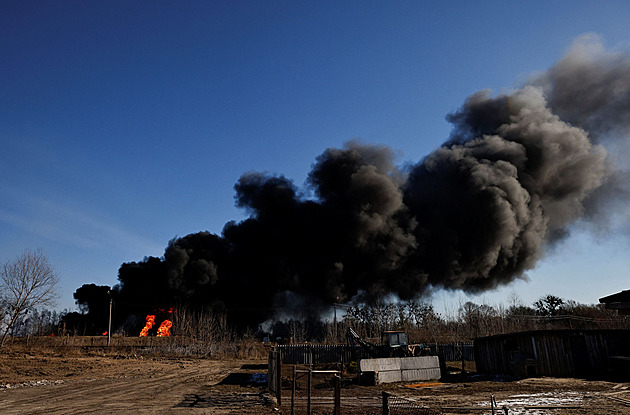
[107,290,112,346]
[333,304,337,342]
[333,303,349,344]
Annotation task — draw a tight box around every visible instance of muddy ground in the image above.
[1,350,629,414]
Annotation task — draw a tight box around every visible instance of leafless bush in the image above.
[125,308,268,358]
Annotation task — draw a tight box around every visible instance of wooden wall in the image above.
[475,330,630,377]
[474,329,630,378]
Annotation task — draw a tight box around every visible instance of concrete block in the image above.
[358,356,442,385]
[359,357,401,372]
[375,370,402,384]
[401,368,441,382]
[400,356,440,370]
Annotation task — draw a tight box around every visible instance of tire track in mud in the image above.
[0,360,260,414]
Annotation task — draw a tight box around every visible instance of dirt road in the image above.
[0,354,276,414]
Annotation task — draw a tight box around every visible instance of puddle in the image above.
[477,391,585,414]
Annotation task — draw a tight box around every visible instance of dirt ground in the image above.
[283,363,630,414]
[1,351,629,414]
[381,374,630,415]
[0,351,276,414]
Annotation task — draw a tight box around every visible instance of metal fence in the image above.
[277,343,372,364]
[383,392,442,415]
[276,343,474,365]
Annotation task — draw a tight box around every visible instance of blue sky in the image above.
[2,1,630,314]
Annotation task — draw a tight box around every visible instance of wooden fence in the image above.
[425,343,474,361]
[475,329,630,378]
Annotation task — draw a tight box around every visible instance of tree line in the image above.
[1,250,628,347]
[265,294,629,344]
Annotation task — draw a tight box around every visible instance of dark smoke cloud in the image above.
[532,34,630,141]
[531,34,630,231]
[407,86,606,293]
[110,36,628,327]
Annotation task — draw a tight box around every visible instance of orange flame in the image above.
[139,315,156,337]
[156,319,173,337]
[102,331,108,336]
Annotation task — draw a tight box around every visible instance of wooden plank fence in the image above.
[426,343,475,361]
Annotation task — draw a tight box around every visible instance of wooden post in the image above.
[307,367,312,415]
[309,344,313,366]
[382,391,390,415]
[291,365,296,415]
[276,352,282,407]
[340,350,344,375]
[333,374,341,415]
[461,342,465,374]
[269,352,273,402]
[268,350,282,408]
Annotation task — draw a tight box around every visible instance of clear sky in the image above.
[2,1,630,315]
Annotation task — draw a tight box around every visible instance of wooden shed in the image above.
[474,329,630,378]
[600,289,630,315]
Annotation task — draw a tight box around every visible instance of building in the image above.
[599,289,630,315]
[474,329,630,378]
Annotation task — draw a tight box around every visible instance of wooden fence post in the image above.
[267,350,282,409]
[276,352,282,407]
[461,342,466,373]
[291,365,296,415]
[382,391,390,415]
[309,343,313,365]
[307,367,312,415]
[333,375,341,415]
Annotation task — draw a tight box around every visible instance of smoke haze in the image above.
[110,36,629,327]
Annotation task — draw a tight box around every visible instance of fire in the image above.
[139,309,174,337]
[139,315,156,337]
[156,319,173,337]
[102,331,108,336]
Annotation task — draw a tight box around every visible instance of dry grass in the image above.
[1,335,270,359]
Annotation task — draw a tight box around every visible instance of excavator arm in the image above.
[346,327,380,358]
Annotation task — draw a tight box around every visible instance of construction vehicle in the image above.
[346,327,423,359]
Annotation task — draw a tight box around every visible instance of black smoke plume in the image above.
[109,36,629,328]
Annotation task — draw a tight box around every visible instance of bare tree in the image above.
[0,249,59,348]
